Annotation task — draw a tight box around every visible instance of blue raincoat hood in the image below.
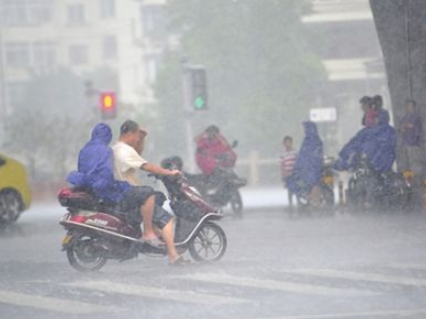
[91,122,112,144]
[287,121,324,195]
[67,123,130,202]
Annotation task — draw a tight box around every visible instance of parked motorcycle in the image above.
[161,151,246,218]
[58,174,227,272]
[345,154,411,213]
[295,156,336,217]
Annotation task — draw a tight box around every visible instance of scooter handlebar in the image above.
[148,172,184,183]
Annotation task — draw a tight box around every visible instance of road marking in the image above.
[66,280,248,305]
[0,290,117,314]
[179,273,378,297]
[216,308,426,319]
[387,262,426,271]
[280,268,426,288]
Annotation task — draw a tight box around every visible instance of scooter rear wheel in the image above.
[188,222,227,262]
[66,234,107,272]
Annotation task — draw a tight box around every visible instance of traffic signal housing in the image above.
[100,92,116,119]
[189,66,208,110]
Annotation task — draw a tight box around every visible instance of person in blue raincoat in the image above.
[287,121,324,204]
[362,110,396,172]
[334,110,397,208]
[334,110,396,173]
[67,122,130,202]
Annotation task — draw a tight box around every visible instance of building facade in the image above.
[302,0,389,150]
[0,0,387,149]
[0,0,170,122]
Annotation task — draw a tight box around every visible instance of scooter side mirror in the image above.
[231,140,238,148]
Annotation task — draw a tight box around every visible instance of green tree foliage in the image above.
[3,110,89,182]
[2,67,119,182]
[146,52,188,162]
[155,0,326,156]
[17,68,87,118]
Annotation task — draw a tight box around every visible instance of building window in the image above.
[33,41,56,69]
[141,5,167,40]
[5,82,27,108]
[67,3,85,25]
[69,45,88,65]
[102,35,117,61]
[0,0,27,26]
[144,54,160,84]
[5,42,30,68]
[30,0,52,24]
[0,0,53,26]
[99,0,115,19]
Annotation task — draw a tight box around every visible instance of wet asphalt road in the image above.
[1,202,426,319]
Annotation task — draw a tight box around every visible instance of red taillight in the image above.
[70,215,87,224]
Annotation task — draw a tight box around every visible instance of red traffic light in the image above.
[100,92,116,119]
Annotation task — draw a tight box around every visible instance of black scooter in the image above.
[161,151,246,218]
[345,154,411,213]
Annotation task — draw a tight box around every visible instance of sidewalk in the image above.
[22,186,289,221]
[240,187,287,210]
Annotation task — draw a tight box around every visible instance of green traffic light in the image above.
[194,96,205,109]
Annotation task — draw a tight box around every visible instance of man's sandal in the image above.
[169,256,191,266]
[142,237,164,248]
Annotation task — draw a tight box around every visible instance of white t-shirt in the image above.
[112,141,148,186]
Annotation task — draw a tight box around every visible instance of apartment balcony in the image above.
[302,0,373,23]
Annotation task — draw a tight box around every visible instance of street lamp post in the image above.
[84,80,100,124]
[0,19,7,144]
[405,0,413,99]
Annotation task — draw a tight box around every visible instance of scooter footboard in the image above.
[59,213,140,243]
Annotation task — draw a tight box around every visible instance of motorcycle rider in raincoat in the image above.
[334,110,397,208]
[287,121,324,204]
[335,110,396,173]
[195,125,237,176]
[67,123,130,202]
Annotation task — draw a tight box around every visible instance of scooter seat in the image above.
[58,187,119,215]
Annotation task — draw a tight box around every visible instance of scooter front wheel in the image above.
[66,233,107,272]
[230,190,243,217]
[188,222,227,262]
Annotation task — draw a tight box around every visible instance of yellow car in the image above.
[0,154,31,224]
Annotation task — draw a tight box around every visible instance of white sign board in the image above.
[310,108,337,122]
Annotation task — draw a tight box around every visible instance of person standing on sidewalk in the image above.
[398,99,424,207]
[280,136,298,211]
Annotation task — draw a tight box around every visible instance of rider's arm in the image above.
[141,162,180,176]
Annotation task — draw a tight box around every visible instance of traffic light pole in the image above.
[185,114,196,172]
[181,60,196,172]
